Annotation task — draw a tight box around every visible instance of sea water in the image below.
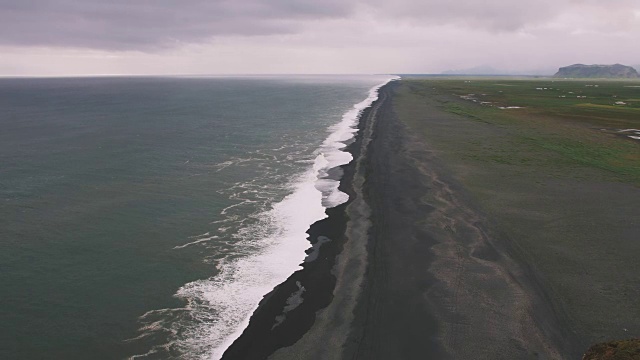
[0,75,394,359]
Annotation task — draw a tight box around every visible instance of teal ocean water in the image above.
[0,75,393,359]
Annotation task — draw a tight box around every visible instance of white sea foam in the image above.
[174,162,329,359]
[173,235,220,250]
[314,76,399,208]
[202,76,397,359]
[129,76,398,360]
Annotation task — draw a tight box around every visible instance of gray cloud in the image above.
[367,0,639,32]
[0,0,353,50]
[0,0,638,51]
[365,0,557,31]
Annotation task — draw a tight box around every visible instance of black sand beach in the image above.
[221,85,385,360]
[222,80,640,359]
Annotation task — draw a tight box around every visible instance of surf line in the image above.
[130,76,400,360]
[214,76,399,359]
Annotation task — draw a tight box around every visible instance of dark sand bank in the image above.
[347,83,566,360]
[222,80,639,359]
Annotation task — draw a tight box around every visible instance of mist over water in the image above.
[0,75,392,359]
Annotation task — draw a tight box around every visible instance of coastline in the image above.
[220,81,392,359]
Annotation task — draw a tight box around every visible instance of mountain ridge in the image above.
[554,64,639,78]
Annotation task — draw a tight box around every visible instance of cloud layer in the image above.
[1,0,638,50]
[0,0,352,50]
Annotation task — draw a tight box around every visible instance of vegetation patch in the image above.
[582,339,640,360]
[402,78,640,185]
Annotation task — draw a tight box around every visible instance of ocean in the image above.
[0,75,393,359]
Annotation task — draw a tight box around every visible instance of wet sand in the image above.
[221,80,639,359]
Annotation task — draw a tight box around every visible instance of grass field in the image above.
[435,78,640,128]
[403,78,640,185]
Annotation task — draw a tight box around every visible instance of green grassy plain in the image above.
[406,78,640,184]
[393,77,640,355]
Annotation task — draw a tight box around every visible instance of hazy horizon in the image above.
[0,0,639,76]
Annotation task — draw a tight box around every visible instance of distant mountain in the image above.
[554,64,639,78]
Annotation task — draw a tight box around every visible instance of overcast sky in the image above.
[1,0,639,76]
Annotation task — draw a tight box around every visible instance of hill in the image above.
[554,64,639,78]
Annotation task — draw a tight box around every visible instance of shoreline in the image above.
[220,82,391,359]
